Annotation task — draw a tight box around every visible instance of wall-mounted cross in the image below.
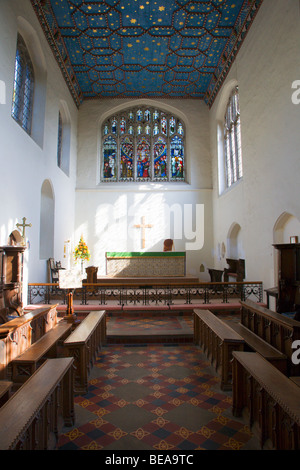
[134,216,153,249]
[16,217,32,244]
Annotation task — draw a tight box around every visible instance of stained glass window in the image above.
[137,138,151,181]
[153,123,159,136]
[170,117,176,135]
[171,136,185,179]
[161,116,167,136]
[103,136,117,181]
[120,117,126,134]
[101,106,185,182]
[11,34,35,135]
[224,87,243,188]
[120,137,133,181]
[144,109,151,121]
[154,137,167,181]
[153,110,159,121]
[111,118,117,134]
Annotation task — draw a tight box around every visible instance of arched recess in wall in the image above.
[227,222,244,259]
[16,16,47,148]
[40,179,55,260]
[273,212,300,283]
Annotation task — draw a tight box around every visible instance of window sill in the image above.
[218,177,243,197]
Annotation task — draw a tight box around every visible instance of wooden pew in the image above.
[0,357,74,450]
[240,299,300,375]
[11,320,72,383]
[290,376,300,387]
[232,351,300,450]
[64,310,106,394]
[226,320,287,374]
[0,381,12,406]
[0,305,59,379]
[194,309,244,390]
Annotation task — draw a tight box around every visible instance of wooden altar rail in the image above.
[64,310,106,394]
[240,299,300,375]
[232,351,300,450]
[28,281,263,307]
[0,357,74,450]
[0,305,59,379]
[194,309,245,390]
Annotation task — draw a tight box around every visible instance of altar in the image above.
[106,252,186,277]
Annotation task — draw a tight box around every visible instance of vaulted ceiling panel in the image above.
[30,0,263,107]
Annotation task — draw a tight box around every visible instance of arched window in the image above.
[57,102,71,176]
[11,34,35,135]
[224,87,243,188]
[57,111,63,168]
[101,106,185,183]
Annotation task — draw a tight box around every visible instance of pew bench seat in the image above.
[290,376,300,387]
[64,310,106,394]
[11,320,73,383]
[232,351,300,449]
[0,357,74,450]
[194,309,245,390]
[226,320,287,374]
[0,380,13,406]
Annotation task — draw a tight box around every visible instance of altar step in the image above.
[106,315,194,344]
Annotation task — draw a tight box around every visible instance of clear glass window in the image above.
[11,34,35,134]
[224,87,243,188]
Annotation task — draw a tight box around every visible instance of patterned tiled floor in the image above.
[57,342,259,451]
[107,316,193,332]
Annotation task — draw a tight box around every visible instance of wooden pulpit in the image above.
[1,245,26,320]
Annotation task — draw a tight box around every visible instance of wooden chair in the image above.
[224,258,245,282]
[163,239,174,252]
[48,258,59,284]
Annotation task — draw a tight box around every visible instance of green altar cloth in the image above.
[106,252,186,277]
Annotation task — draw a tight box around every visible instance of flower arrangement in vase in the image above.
[74,235,90,273]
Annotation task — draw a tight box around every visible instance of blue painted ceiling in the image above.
[30,0,262,107]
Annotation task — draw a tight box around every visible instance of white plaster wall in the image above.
[75,188,213,278]
[209,0,300,291]
[75,98,214,279]
[0,0,78,290]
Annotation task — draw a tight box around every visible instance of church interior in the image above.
[0,0,300,452]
